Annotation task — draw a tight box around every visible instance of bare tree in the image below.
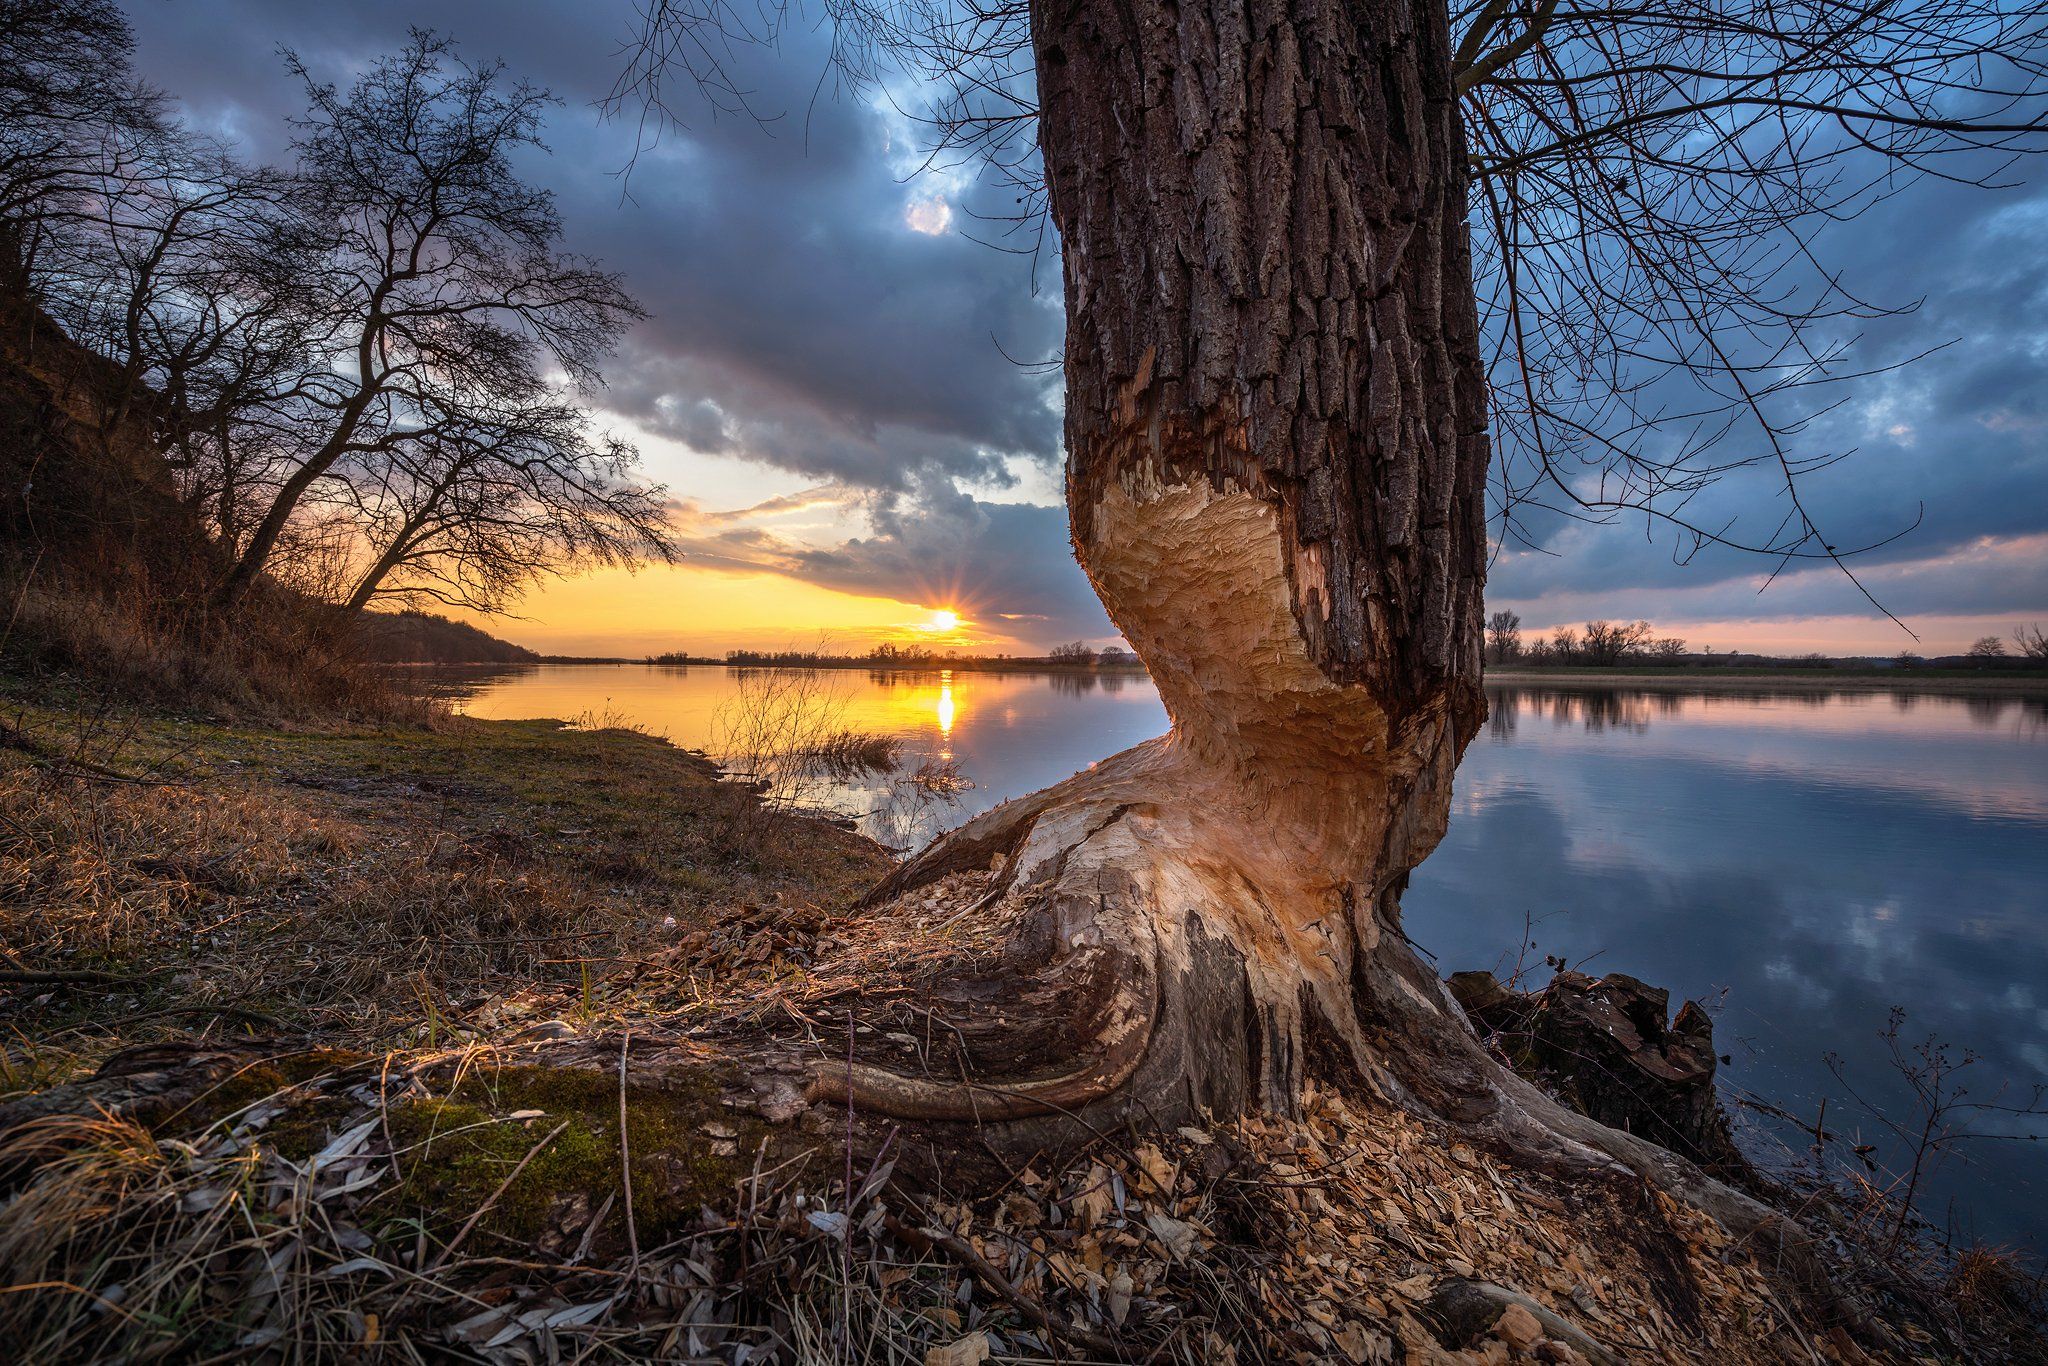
[1650,636,1689,662]
[336,406,675,615]
[0,0,165,294]
[212,31,647,609]
[1582,619,1655,666]
[609,0,2048,1290]
[1966,635,2009,661]
[2015,624,2048,660]
[1485,609,1523,664]
[1550,625,1580,663]
[34,134,331,547]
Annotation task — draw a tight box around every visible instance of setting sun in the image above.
[924,608,961,633]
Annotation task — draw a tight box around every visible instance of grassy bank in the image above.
[0,688,887,1084]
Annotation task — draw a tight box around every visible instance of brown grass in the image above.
[3,575,440,724]
[0,699,889,1088]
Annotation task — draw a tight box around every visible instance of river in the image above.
[427,662,2048,1252]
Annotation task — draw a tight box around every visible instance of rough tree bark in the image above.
[823,0,1494,1130]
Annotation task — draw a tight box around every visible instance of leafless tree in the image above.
[1966,635,2008,660]
[0,0,165,294]
[2015,624,2048,660]
[1582,619,1655,666]
[336,405,675,615]
[33,134,331,547]
[1649,636,1689,661]
[212,31,649,610]
[1485,609,1523,663]
[7,20,672,624]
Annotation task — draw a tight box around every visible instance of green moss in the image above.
[156,1050,370,1151]
[382,1063,763,1249]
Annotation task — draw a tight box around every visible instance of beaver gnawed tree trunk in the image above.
[802,15,1855,1319]
[816,0,1506,1131]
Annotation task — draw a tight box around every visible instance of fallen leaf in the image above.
[1145,1211,1197,1260]
[1107,1269,1134,1325]
[1135,1143,1176,1194]
[924,1331,990,1366]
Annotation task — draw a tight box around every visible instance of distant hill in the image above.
[356,611,539,664]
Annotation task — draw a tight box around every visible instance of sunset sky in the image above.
[117,1,2048,658]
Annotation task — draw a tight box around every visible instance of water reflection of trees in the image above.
[860,667,1129,696]
[401,663,539,704]
[1486,682,2045,737]
[1487,685,1660,733]
[1963,696,2010,728]
[1046,670,1130,696]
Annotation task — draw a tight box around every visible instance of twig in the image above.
[882,1208,1123,1357]
[618,1029,640,1277]
[429,1120,572,1272]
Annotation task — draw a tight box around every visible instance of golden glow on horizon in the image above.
[448,565,1032,656]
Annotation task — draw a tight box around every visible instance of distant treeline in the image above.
[1484,613,2048,671]
[646,641,1149,672]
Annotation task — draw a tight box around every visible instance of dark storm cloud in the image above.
[116,1,2048,640]
[117,0,1077,630]
[663,486,1113,643]
[1487,174,2048,629]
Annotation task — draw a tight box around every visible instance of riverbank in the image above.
[1487,666,2048,693]
[2,685,2039,1361]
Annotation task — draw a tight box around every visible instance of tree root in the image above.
[805,963,1155,1122]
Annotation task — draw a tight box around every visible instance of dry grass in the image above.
[3,576,442,725]
[0,698,890,1089]
[0,1060,1057,1365]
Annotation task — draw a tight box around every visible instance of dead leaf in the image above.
[924,1331,991,1366]
[1145,1210,1197,1260]
[1107,1269,1134,1326]
[1135,1143,1175,1195]
[1073,1163,1114,1227]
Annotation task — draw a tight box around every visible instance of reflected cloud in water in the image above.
[431,665,2048,1250]
[1413,681,2048,1252]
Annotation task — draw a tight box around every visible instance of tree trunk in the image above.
[820,0,1499,1133]
[213,452,333,608]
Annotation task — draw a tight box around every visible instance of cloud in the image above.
[113,0,2048,648]
[656,480,1113,645]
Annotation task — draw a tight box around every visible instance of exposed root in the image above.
[805,956,1155,1121]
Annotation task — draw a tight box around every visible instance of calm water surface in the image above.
[438,664,2048,1250]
